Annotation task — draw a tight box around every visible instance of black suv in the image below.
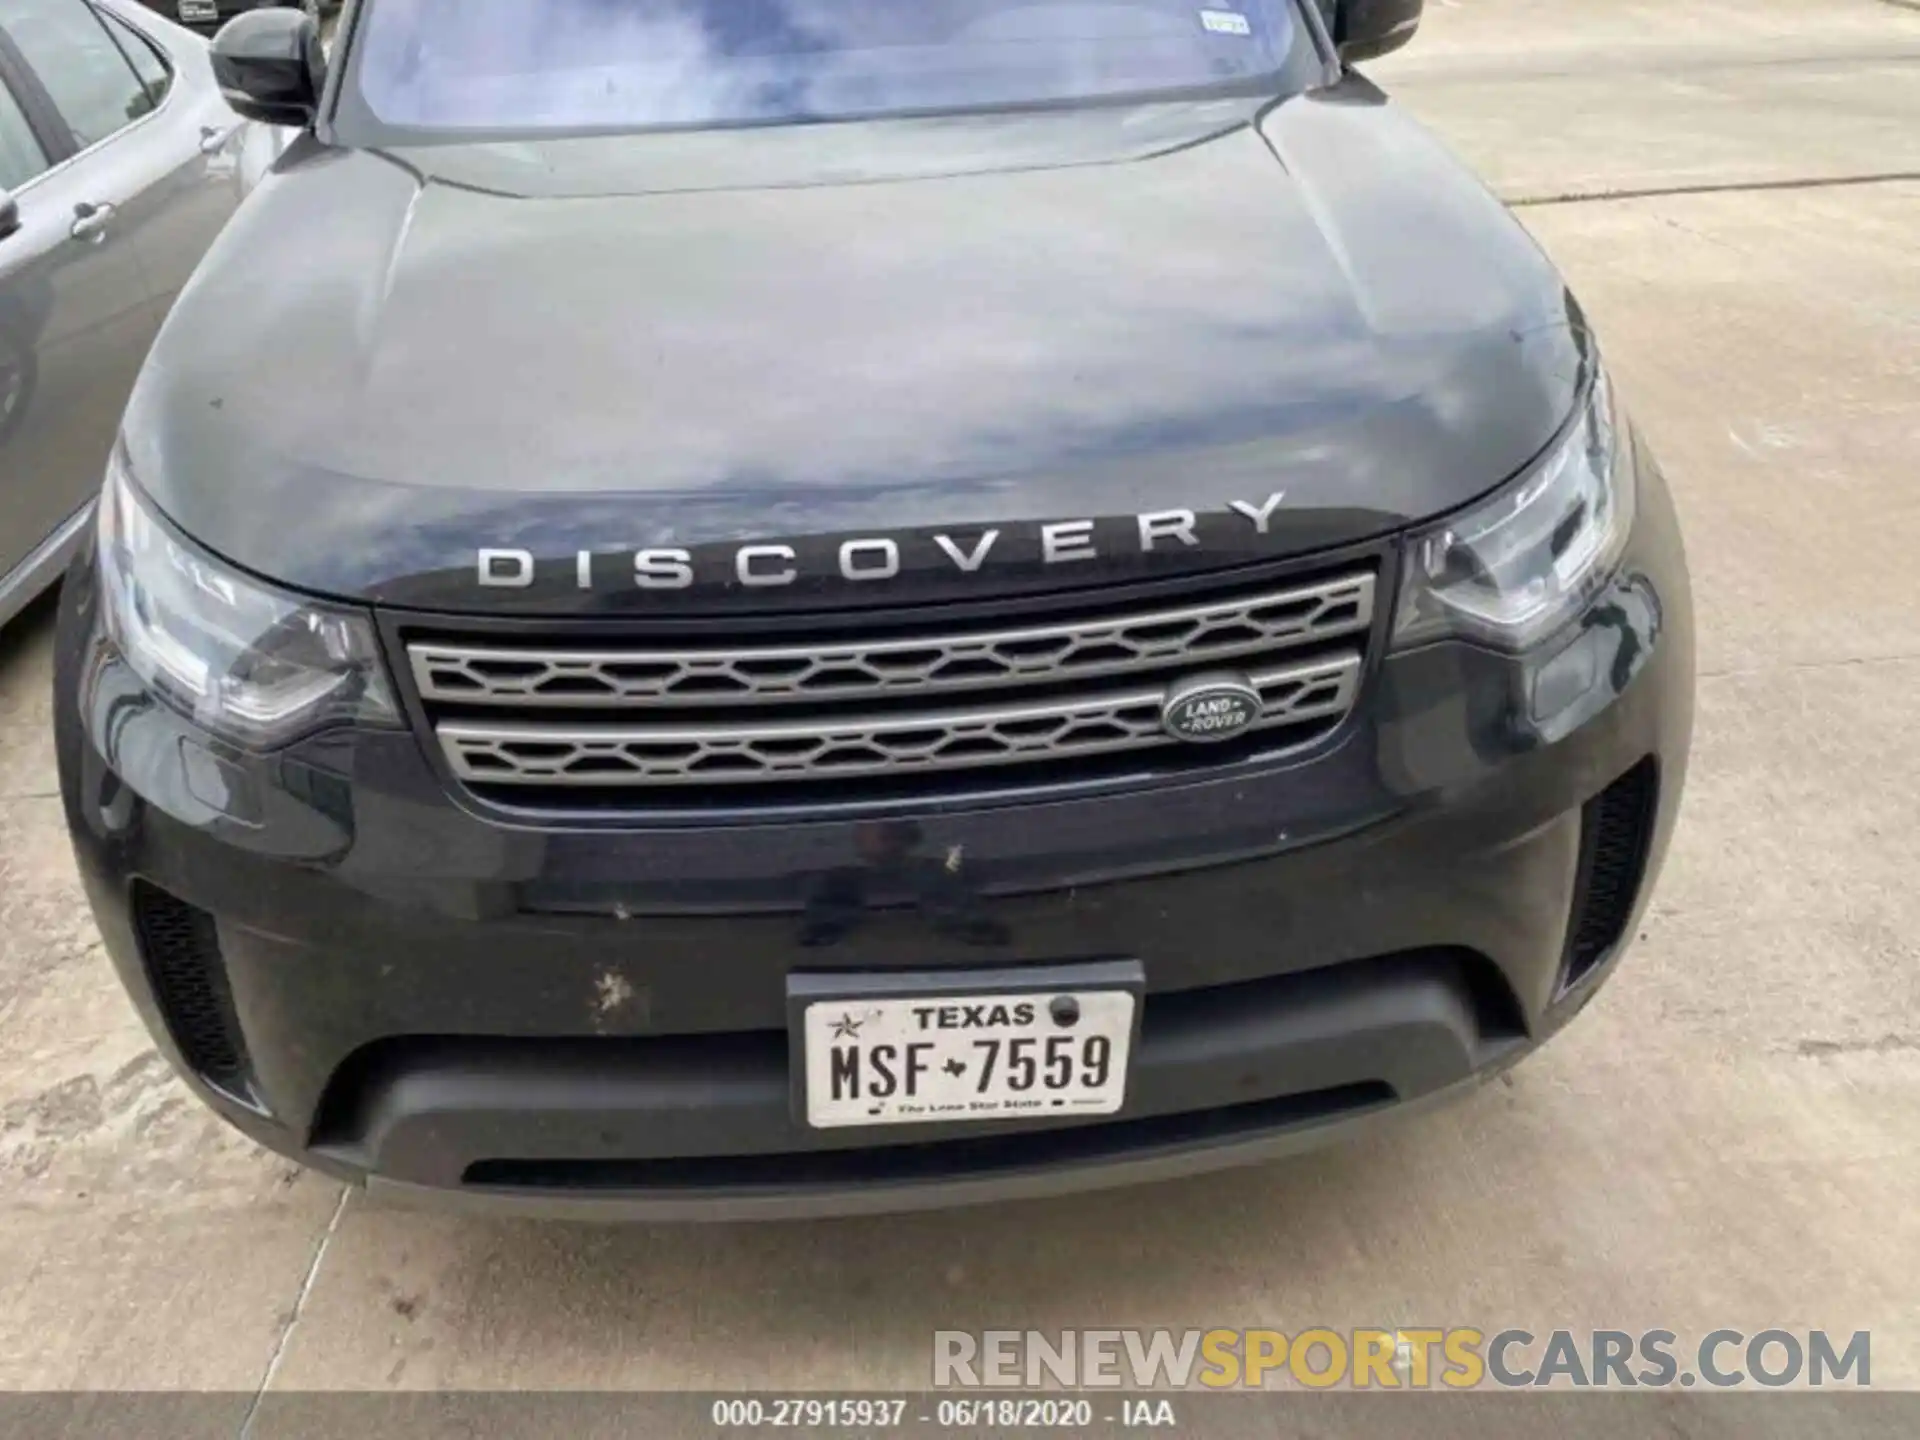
[55,0,1693,1219]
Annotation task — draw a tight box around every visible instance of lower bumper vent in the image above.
[131,883,252,1097]
[1563,759,1659,988]
[459,1084,1396,1193]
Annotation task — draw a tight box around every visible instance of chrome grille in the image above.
[409,569,1375,798]
[441,655,1361,788]
[409,572,1374,708]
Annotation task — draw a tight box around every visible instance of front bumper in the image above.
[54,443,1693,1220]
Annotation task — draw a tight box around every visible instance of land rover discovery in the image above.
[54,0,1694,1218]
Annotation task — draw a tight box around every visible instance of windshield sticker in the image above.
[1200,9,1253,36]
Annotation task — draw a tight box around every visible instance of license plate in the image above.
[178,1,216,20]
[800,982,1136,1129]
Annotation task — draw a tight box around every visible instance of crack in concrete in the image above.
[1511,170,1920,208]
[1798,1034,1920,1058]
[1386,39,1920,85]
[1698,650,1920,683]
[238,1186,351,1440]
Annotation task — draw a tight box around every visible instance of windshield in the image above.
[345,0,1307,135]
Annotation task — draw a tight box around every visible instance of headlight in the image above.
[1392,368,1635,651]
[96,451,399,748]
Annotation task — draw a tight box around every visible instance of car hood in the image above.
[124,83,1589,617]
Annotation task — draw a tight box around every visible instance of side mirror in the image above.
[0,189,18,242]
[211,9,326,128]
[1334,0,1424,65]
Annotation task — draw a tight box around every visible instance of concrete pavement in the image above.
[1,0,1916,1415]
[1372,0,1920,200]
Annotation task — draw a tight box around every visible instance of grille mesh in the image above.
[442,654,1359,788]
[131,883,251,1092]
[1564,759,1659,987]
[409,566,1376,802]
[411,572,1373,709]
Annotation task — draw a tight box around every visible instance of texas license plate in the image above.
[799,977,1137,1129]
[178,1,217,20]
